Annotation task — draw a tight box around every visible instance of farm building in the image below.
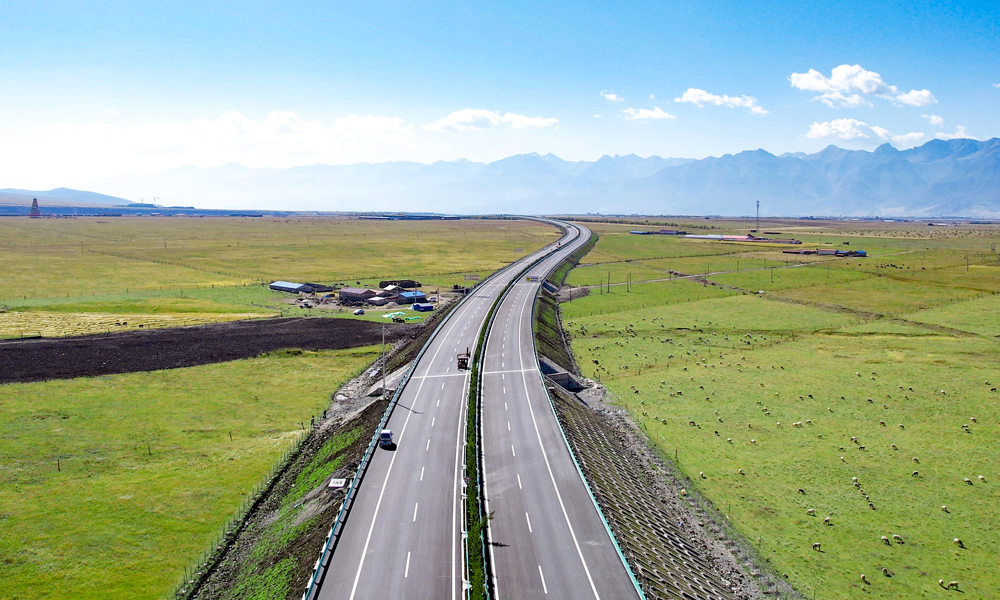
[397,291,427,304]
[379,279,421,289]
[411,303,434,312]
[269,281,315,294]
[339,287,377,303]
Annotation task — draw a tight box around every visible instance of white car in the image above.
[353,308,365,315]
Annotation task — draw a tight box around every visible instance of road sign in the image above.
[464,274,481,281]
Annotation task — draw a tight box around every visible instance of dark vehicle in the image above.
[457,348,470,370]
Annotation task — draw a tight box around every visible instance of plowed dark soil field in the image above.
[0,317,414,384]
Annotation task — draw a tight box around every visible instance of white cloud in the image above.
[601,91,624,102]
[894,89,937,106]
[105,109,119,116]
[649,94,655,100]
[789,64,936,108]
[993,83,1000,88]
[0,110,418,185]
[673,88,768,115]
[622,107,676,120]
[806,117,926,148]
[593,114,602,118]
[423,109,558,132]
[921,114,944,126]
[936,125,974,140]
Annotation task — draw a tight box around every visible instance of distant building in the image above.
[397,291,427,304]
[379,279,421,289]
[269,281,315,294]
[29,198,41,218]
[339,287,377,303]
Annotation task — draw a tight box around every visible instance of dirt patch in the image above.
[0,317,417,385]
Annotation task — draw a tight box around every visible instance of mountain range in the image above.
[10,137,1000,217]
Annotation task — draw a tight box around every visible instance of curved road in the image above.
[313,220,582,600]
[480,224,641,599]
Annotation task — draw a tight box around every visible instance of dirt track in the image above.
[0,317,415,385]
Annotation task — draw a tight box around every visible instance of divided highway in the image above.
[313,221,580,600]
[480,224,642,599]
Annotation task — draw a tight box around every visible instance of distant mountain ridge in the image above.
[10,138,1000,217]
[0,187,127,207]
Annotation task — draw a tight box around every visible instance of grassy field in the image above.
[561,219,1000,599]
[0,346,380,600]
[0,217,557,337]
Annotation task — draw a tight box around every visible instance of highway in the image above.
[480,223,642,599]
[314,221,580,600]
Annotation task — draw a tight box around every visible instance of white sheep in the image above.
[881,535,890,545]
[812,542,821,551]
[890,443,898,450]
[964,477,973,485]
[860,574,868,585]
[953,538,964,548]
[941,505,949,512]
[978,475,986,482]
[893,534,903,544]
[807,508,815,516]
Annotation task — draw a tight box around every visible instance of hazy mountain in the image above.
[42,138,1000,216]
[0,187,128,207]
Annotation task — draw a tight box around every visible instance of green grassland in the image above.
[0,346,379,600]
[562,220,1000,599]
[0,217,557,336]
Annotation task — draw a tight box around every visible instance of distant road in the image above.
[314,221,575,600]
[480,223,641,599]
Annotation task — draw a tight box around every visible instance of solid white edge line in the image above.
[405,551,411,578]
[538,565,548,595]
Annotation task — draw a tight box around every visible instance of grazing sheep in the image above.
[881,535,890,545]
[812,542,821,551]
[699,471,706,479]
[891,443,898,450]
[882,403,888,409]
[859,445,865,451]
[828,407,833,412]
[941,505,949,512]
[953,538,964,548]
[852,476,859,482]
[841,456,846,462]
[738,468,744,475]
[898,424,905,429]
[860,574,868,584]
[805,419,812,424]
[912,471,919,477]
[979,475,986,482]
[727,438,733,444]
[798,488,805,494]
[893,534,903,544]
[912,457,919,463]
[964,477,973,485]
[824,516,831,525]
[879,420,886,426]
[970,417,977,423]
[850,436,858,444]
[881,567,892,577]
[947,581,959,590]
[807,508,816,516]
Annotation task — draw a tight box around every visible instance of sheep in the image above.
[750,439,757,445]
[964,477,973,485]
[879,420,886,426]
[806,508,816,516]
[881,535,891,545]
[941,505,949,512]
[841,456,847,462]
[859,445,865,451]
[850,436,858,444]
[805,419,812,424]
[860,574,868,584]
[812,542,821,551]
[898,423,905,429]
[828,407,833,412]
[891,443,898,450]
[970,417,977,423]
[727,438,733,444]
[979,475,986,482]
[892,534,902,544]
[912,457,919,463]
[953,538,964,548]
[798,488,805,494]
[867,398,874,403]
[882,403,888,409]
[699,471,706,479]
[946,581,959,590]
[823,516,831,525]
[912,471,919,477]
[738,468,745,475]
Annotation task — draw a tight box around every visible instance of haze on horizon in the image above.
[1,0,998,207]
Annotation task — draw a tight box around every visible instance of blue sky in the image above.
[1,0,997,188]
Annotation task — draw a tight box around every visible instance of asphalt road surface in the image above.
[315,222,580,600]
[481,224,641,600]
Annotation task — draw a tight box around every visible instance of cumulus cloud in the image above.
[994,83,1000,88]
[936,125,974,140]
[622,107,676,120]
[601,91,624,102]
[423,109,558,132]
[806,118,926,147]
[105,109,119,116]
[790,64,936,108]
[921,114,944,126]
[673,88,768,115]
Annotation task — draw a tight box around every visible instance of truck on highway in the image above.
[457,348,470,370]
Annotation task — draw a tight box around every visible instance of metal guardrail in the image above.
[300,237,569,600]
[527,228,649,600]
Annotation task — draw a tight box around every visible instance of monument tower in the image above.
[29,198,41,218]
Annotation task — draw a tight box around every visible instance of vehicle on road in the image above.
[353,309,365,315]
[457,348,470,370]
[378,429,393,448]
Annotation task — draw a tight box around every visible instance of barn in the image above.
[269,281,315,294]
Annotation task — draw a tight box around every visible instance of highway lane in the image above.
[315,223,576,600]
[481,224,641,600]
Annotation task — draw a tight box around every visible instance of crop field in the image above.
[0,346,380,600]
[561,219,1000,599]
[0,217,557,337]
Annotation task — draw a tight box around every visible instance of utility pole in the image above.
[755,200,760,233]
[381,325,387,399]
